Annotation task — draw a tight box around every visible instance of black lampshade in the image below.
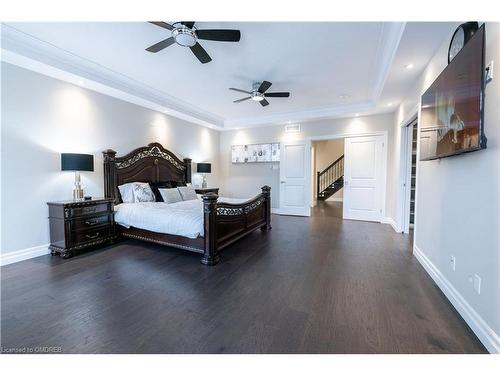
[61,153,94,172]
[197,163,211,174]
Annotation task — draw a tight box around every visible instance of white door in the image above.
[279,140,311,216]
[343,135,385,222]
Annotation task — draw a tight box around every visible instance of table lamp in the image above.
[61,153,94,200]
[196,163,211,188]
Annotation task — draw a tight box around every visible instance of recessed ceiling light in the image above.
[355,113,360,117]
[388,102,393,107]
[405,63,414,70]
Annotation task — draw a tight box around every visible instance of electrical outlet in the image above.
[473,274,481,294]
[450,256,456,271]
[485,60,494,82]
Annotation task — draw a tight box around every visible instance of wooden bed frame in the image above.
[103,142,271,265]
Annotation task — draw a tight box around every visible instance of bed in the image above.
[103,142,271,265]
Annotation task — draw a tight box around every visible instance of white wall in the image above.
[393,23,500,352]
[219,113,395,212]
[1,63,220,256]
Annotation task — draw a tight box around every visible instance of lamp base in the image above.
[202,174,207,188]
[73,188,84,200]
[73,171,84,200]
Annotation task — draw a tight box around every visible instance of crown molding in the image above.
[371,22,406,100]
[0,24,224,129]
[222,101,376,130]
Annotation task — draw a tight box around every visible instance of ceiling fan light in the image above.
[252,95,264,102]
[172,27,197,47]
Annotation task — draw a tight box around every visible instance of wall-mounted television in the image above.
[420,24,487,161]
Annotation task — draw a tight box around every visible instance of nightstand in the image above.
[195,187,219,195]
[47,198,116,258]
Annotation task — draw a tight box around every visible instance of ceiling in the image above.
[1,22,456,129]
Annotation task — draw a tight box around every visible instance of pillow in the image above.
[149,181,175,202]
[118,182,136,203]
[178,185,198,201]
[132,183,155,202]
[159,188,183,204]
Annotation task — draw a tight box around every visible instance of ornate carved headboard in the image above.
[103,142,191,204]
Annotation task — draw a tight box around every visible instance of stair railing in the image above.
[317,155,344,199]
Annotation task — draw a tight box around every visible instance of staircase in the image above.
[317,155,344,201]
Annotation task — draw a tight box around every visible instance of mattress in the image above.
[114,197,249,239]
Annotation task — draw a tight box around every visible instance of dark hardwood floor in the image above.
[1,202,486,353]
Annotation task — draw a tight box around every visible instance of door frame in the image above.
[307,130,388,221]
[397,108,419,234]
[400,115,418,234]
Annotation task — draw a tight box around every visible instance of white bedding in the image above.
[114,197,249,239]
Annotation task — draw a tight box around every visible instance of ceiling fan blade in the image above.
[190,42,212,64]
[197,29,241,42]
[264,92,290,98]
[260,99,270,107]
[149,21,174,31]
[181,21,195,28]
[233,97,251,103]
[229,88,251,94]
[146,37,175,53]
[258,81,272,93]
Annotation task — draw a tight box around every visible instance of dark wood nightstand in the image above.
[47,198,116,258]
[195,187,219,195]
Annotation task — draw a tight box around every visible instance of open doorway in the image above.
[401,117,418,233]
[311,139,345,218]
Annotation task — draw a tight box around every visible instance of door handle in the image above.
[280,181,285,184]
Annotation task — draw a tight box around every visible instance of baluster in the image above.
[317,171,320,198]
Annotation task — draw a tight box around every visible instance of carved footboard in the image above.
[200,186,271,265]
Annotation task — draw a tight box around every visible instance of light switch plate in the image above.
[485,61,494,82]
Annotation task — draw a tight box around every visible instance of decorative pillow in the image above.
[118,183,136,203]
[132,182,155,202]
[149,181,175,202]
[159,188,183,204]
[177,185,198,201]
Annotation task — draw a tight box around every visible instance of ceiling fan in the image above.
[146,21,241,64]
[230,81,290,107]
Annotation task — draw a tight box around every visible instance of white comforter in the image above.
[114,197,248,239]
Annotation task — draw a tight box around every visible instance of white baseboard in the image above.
[1,244,50,266]
[271,208,281,214]
[414,245,500,354]
[381,217,399,232]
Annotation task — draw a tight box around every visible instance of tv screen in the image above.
[420,24,486,161]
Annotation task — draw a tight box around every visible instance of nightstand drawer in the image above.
[67,203,110,218]
[71,214,112,231]
[70,226,112,246]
